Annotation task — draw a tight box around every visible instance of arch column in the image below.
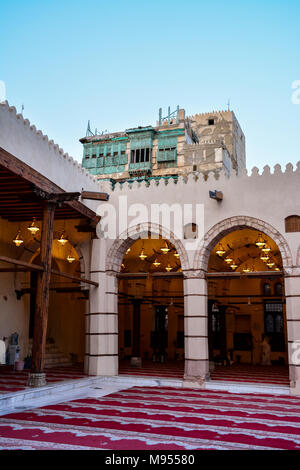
[183,270,209,388]
[85,238,118,376]
[285,267,300,395]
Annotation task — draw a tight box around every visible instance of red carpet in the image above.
[1,386,300,450]
[210,364,290,387]
[0,365,86,394]
[0,363,290,396]
[119,361,290,386]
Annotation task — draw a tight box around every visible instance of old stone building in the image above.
[80,107,245,183]
[0,101,300,398]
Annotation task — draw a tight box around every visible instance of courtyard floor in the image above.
[0,385,300,450]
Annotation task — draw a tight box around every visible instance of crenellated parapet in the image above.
[111,161,300,192]
[0,101,110,198]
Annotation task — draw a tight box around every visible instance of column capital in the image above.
[183,269,206,279]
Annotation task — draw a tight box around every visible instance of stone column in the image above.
[183,270,209,388]
[285,268,300,396]
[86,238,118,376]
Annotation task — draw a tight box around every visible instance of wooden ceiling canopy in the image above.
[0,147,99,223]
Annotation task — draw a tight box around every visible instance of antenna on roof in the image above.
[227,99,230,111]
[86,120,95,137]
[21,104,24,115]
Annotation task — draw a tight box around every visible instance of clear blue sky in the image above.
[1,0,299,171]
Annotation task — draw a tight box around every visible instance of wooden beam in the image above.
[206,271,283,279]
[81,191,109,201]
[31,202,56,377]
[0,147,99,224]
[51,268,98,287]
[0,256,98,286]
[0,256,43,271]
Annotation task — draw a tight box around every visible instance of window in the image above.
[130,148,151,164]
[208,119,215,126]
[92,153,96,159]
[275,283,283,296]
[264,301,285,352]
[285,215,300,232]
[263,283,271,296]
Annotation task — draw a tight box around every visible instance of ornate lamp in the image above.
[255,233,266,248]
[216,243,226,256]
[160,241,170,254]
[27,218,40,236]
[13,230,24,247]
[57,231,68,246]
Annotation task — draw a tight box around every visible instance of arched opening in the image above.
[207,228,289,386]
[28,240,86,368]
[117,236,184,378]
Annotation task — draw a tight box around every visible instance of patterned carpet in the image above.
[1,386,300,450]
[0,365,86,394]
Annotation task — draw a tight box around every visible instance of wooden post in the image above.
[28,202,56,387]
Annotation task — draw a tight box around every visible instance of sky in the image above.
[0,0,300,171]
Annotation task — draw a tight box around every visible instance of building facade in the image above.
[80,107,245,183]
[0,101,300,395]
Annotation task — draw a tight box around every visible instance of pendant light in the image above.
[126,248,131,254]
[165,264,172,272]
[230,261,238,270]
[243,265,250,273]
[261,244,271,253]
[255,233,266,248]
[139,248,147,260]
[13,230,24,247]
[160,241,170,254]
[27,218,40,236]
[216,243,226,256]
[57,231,68,246]
[67,254,76,263]
[260,253,269,262]
[153,258,161,267]
[225,255,234,264]
[174,251,180,258]
[267,259,275,268]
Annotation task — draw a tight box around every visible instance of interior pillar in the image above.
[87,238,118,376]
[183,271,209,388]
[28,202,56,387]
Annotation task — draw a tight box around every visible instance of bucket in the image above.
[15,360,25,371]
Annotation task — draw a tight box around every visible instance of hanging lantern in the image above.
[153,258,161,267]
[67,254,76,263]
[27,218,40,236]
[13,230,24,247]
[126,248,131,254]
[260,253,269,262]
[216,243,226,256]
[225,256,234,264]
[230,261,238,270]
[165,264,172,272]
[255,233,266,248]
[160,241,170,254]
[275,267,280,271]
[139,248,147,260]
[174,251,180,258]
[57,231,68,246]
[267,260,275,268]
[261,244,271,253]
[243,265,250,273]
